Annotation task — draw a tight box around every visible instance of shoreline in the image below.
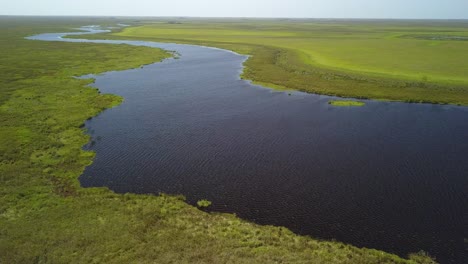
[10,25,438,263]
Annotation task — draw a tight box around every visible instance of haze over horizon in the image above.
[2,0,468,19]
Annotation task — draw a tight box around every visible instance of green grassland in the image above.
[81,18,468,105]
[0,16,436,263]
[329,100,366,107]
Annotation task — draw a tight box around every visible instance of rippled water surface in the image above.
[30,29,468,263]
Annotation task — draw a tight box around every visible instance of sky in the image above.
[1,0,468,19]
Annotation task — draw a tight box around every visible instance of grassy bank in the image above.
[0,17,436,263]
[79,18,468,105]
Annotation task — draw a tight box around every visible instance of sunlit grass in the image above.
[93,19,468,105]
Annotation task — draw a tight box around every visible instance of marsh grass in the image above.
[329,100,366,107]
[197,199,213,208]
[79,19,468,106]
[0,17,436,263]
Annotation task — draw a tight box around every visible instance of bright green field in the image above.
[88,19,468,105]
[0,17,436,263]
[119,22,468,84]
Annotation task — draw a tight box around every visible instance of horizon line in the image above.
[1,14,468,21]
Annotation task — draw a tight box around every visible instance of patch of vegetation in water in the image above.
[329,100,365,106]
[197,199,212,208]
[0,17,436,263]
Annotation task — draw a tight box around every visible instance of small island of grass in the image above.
[329,100,366,107]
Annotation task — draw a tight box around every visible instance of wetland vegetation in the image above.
[0,16,447,263]
[328,100,365,106]
[78,18,468,105]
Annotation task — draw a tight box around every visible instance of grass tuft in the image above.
[329,100,365,107]
[197,199,213,208]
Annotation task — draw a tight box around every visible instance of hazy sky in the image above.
[2,0,468,19]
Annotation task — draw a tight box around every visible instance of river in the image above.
[28,27,468,263]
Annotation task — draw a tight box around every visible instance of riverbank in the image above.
[76,19,468,106]
[0,17,436,263]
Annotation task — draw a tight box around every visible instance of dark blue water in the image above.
[29,29,468,264]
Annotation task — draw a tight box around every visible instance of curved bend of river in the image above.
[28,27,468,263]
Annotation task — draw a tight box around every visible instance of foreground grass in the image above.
[0,17,436,263]
[329,100,366,107]
[81,18,468,105]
